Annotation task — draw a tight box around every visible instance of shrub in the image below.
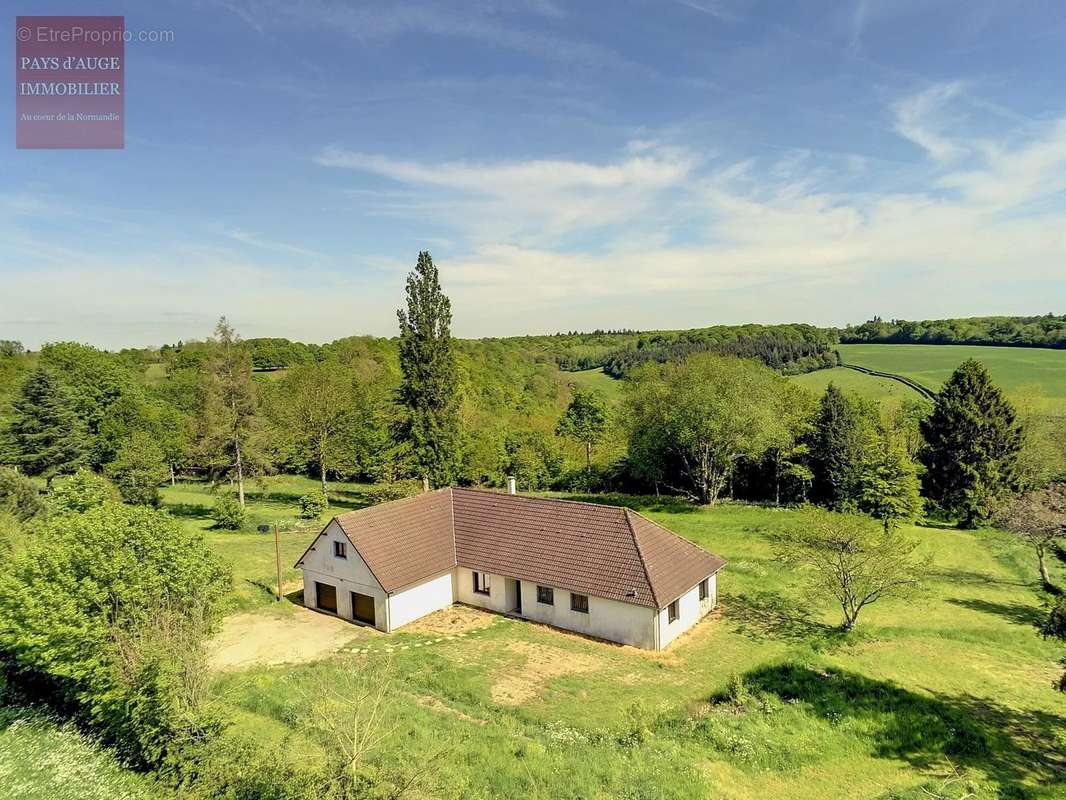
[211,495,245,530]
[48,469,118,515]
[297,489,329,520]
[364,481,419,505]
[0,467,45,521]
[0,502,231,767]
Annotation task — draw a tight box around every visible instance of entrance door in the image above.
[315,582,337,613]
[351,592,376,626]
[515,580,522,615]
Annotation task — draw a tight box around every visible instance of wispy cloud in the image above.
[892,81,969,163]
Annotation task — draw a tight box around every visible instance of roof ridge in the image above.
[333,486,450,522]
[624,508,661,608]
[452,485,636,515]
[626,506,716,554]
[447,487,457,568]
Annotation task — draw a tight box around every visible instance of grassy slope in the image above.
[0,710,165,800]
[838,344,1066,411]
[205,499,1066,799]
[789,366,917,401]
[561,367,624,402]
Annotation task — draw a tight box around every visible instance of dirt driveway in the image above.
[208,606,372,670]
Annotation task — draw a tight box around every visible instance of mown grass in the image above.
[837,344,1066,412]
[208,500,1066,799]
[0,708,166,800]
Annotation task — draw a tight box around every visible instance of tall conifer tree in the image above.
[9,367,87,485]
[921,359,1021,527]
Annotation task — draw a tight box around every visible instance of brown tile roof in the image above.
[300,487,724,607]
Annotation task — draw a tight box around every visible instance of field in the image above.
[789,366,917,402]
[190,488,1066,799]
[832,344,1066,412]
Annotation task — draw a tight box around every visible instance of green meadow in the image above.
[193,490,1066,799]
[836,344,1066,411]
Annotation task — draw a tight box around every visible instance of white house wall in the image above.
[299,520,388,631]
[387,570,455,631]
[456,567,656,649]
[657,573,717,649]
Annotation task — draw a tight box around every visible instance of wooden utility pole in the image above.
[274,523,283,602]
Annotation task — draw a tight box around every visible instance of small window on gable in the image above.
[333,540,347,559]
[699,579,709,601]
[537,585,554,605]
[668,600,679,623]
[473,571,491,596]
[570,593,589,614]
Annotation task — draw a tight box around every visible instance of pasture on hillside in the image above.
[836,344,1066,412]
[198,497,1066,799]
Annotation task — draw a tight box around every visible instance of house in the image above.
[295,485,725,650]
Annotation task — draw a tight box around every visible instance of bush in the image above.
[48,469,118,515]
[364,481,419,505]
[0,502,231,767]
[211,495,245,530]
[0,467,45,521]
[297,489,329,520]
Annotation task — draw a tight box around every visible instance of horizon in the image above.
[5,1,1066,349]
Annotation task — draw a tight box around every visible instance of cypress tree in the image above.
[9,367,88,484]
[920,359,1021,527]
[397,251,463,487]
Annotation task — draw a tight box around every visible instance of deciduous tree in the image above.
[556,389,608,471]
[857,434,924,532]
[994,484,1065,590]
[396,252,463,487]
[773,506,928,630]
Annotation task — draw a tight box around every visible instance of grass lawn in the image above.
[837,344,1066,412]
[159,475,377,610]
[205,497,1066,799]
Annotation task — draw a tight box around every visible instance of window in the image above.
[473,571,491,596]
[668,600,679,623]
[333,540,347,559]
[699,579,709,601]
[536,585,554,605]
[570,593,589,614]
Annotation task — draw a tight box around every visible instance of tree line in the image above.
[842,314,1066,348]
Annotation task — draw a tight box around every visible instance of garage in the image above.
[315,581,337,614]
[351,591,375,625]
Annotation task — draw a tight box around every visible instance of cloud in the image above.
[892,81,968,162]
[316,142,696,243]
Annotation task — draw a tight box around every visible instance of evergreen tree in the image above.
[921,359,1022,527]
[396,252,463,487]
[808,383,870,509]
[9,367,88,484]
[556,390,608,471]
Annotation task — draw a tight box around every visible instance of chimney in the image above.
[506,475,516,495]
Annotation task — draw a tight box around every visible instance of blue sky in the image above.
[3,0,1066,349]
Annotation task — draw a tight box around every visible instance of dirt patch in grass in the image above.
[403,605,497,636]
[490,641,602,705]
[411,694,489,725]
[208,607,374,670]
